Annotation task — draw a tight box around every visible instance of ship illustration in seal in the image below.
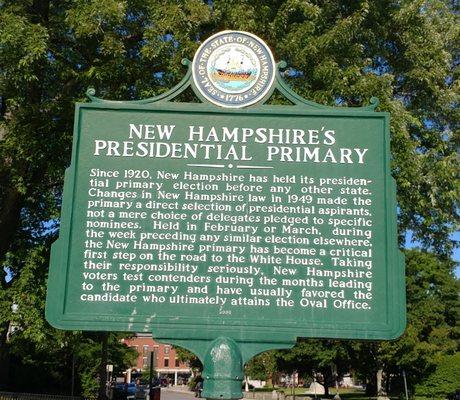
[212,55,254,82]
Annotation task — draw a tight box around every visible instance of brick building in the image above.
[123,334,192,385]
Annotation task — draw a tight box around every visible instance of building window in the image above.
[164,358,169,367]
[143,345,149,356]
[175,359,180,367]
[164,345,170,355]
[143,357,148,368]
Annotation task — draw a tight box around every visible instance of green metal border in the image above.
[46,60,406,350]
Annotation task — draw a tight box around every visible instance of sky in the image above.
[405,231,460,277]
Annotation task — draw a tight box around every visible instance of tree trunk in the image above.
[376,369,384,395]
[0,323,10,390]
[267,373,273,388]
[323,374,331,397]
[98,333,109,400]
[322,370,331,397]
[385,372,391,395]
[0,187,23,260]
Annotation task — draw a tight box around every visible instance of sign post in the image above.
[46,31,405,399]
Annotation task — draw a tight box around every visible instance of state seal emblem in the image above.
[192,31,276,108]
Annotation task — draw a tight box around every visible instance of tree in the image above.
[0,230,136,395]
[0,0,212,390]
[415,353,460,398]
[245,351,278,385]
[351,249,459,394]
[276,340,351,395]
[75,333,137,399]
[175,346,203,373]
[208,0,459,253]
[2,241,75,393]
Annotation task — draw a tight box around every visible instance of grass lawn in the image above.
[252,388,405,400]
[267,388,366,395]
[250,387,450,400]
[250,387,444,400]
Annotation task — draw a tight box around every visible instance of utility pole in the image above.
[150,349,159,400]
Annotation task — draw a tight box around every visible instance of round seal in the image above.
[192,31,276,108]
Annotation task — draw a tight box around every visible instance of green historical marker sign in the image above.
[46,31,405,399]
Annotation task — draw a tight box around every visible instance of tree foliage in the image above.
[175,345,203,372]
[0,0,458,394]
[245,351,278,382]
[75,333,137,399]
[415,353,460,398]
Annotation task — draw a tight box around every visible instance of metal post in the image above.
[202,337,244,400]
[402,370,408,400]
[150,351,154,389]
[149,350,160,400]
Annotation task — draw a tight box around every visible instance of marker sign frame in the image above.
[46,36,405,350]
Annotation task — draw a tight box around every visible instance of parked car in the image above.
[126,383,137,394]
[113,382,138,400]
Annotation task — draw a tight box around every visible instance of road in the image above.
[160,388,196,400]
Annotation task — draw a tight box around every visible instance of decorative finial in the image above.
[369,97,379,108]
[86,88,96,101]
